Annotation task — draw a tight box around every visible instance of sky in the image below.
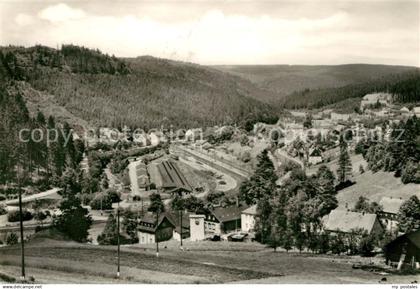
[1,0,419,66]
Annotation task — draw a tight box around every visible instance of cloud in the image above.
[38,3,85,23]
[15,14,34,26]
[1,2,418,66]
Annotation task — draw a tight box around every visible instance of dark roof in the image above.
[309,148,322,157]
[242,204,258,215]
[211,205,248,223]
[157,160,192,192]
[385,230,420,261]
[167,211,191,229]
[138,212,175,233]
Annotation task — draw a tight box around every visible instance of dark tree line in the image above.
[0,45,278,130]
[239,150,338,252]
[282,70,420,109]
[0,85,84,186]
[358,116,420,184]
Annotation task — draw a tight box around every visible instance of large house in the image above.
[241,204,258,233]
[384,230,420,270]
[138,213,175,244]
[378,197,405,231]
[323,209,384,237]
[360,93,392,110]
[189,205,247,241]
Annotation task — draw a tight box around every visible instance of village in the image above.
[0,91,419,284]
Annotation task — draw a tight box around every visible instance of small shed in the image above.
[384,230,420,269]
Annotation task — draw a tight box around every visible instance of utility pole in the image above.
[17,166,25,281]
[117,201,120,278]
[155,209,159,257]
[179,209,183,249]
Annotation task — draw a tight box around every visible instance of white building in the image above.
[189,214,206,241]
[331,112,351,122]
[360,93,392,110]
[378,197,405,232]
[241,205,258,233]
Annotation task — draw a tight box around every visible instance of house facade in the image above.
[138,213,175,244]
[189,205,246,241]
[241,204,258,233]
[378,197,405,231]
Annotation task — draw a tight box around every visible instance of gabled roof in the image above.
[157,160,192,192]
[324,209,379,234]
[138,212,175,233]
[385,230,420,253]
[167,211,191,230]
[242,204,258,215]
[211,205,247,223]
[309,148,322,157]
[379,197,405,215]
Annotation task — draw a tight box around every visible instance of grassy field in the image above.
[336,170,420,209]
[307,153,368,177]
[0,236,418,284]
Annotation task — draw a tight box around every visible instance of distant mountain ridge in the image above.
[1,44,418,129]
[214,64,417,96]
[0,45,279,129]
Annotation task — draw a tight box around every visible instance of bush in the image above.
[7,210,33,222]
[90,194,113,210]
[0,194,5,201]
[78,193,95,206]
[358,234,376,256]
[0,204,7,215]
[106,190,121,203]
[6,232,18,245]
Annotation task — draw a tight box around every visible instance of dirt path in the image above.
[4,188,61,206]
[128,159,142,195]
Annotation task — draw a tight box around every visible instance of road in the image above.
[104,166,122,192]
[4,188,62,206]
[128,159,142,195]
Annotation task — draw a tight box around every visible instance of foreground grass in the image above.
[0,241,276,283]
[0,238,418,284]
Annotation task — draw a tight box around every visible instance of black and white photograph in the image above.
[0,0,419,287]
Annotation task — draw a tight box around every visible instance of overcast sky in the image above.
[1,0,419,66]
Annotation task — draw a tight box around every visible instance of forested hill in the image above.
[281,70,420,109]
[214,64,417,99]
[0,45,279,129]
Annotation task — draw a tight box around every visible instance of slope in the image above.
[214,64,417,99]
[0,45,280,130]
